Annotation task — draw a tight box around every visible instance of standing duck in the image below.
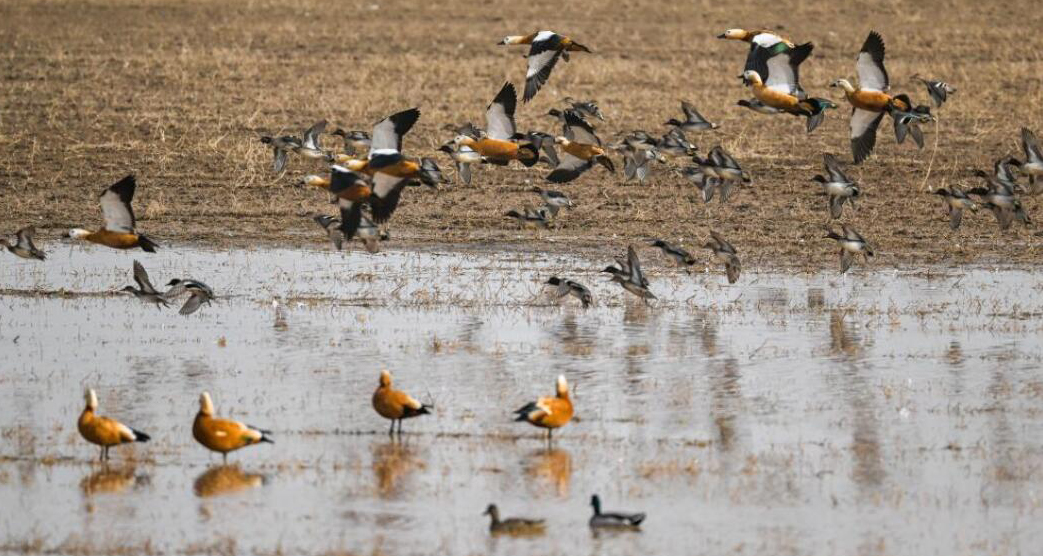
[193,392,273,463]
[498,31,591,102]
[372,370,432,435]
[78,388,150,461]
[702,231,741,284]
[589,494,645,529]
[0,226,46,260]
[122,260,169,309]
[67,175,159,252]
[825,225,874,274]
[514,374,574,441]
[811,153,861,219]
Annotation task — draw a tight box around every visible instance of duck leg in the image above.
[388,419,396,436]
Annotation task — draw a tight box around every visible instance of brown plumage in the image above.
[372,370,432,435]
[514,375,574,441]
[77,388,150,461]
[192,392,272,463]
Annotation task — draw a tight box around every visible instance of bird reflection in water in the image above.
[525,448,571,497]
[193,464,265,498]
[372,440,421,499]
[80,465,147,496]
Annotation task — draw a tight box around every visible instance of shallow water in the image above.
[1,243,1042,555]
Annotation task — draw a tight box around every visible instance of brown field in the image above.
[1,0,1042,269]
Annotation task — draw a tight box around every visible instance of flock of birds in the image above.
[3,24,1043,535]
[78,371,642,532]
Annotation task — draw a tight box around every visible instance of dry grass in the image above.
[1,0,1043,269]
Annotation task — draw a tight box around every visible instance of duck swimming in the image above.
[589,494,645,529]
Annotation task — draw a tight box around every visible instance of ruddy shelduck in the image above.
[498,31,591,102]
[452,82,538,169]
[67,175,159,252]
[372,369,432,435]
[514,374,574,440]
[78,388,150,461]
[547,111,614,183]
[193,392,273,462]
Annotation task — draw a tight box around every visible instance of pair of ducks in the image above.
[484,495,645,535]
[123,260,214,315]
[78,389,272,463]
[504,187,575,230]
[377,371,574,441]
[651,233,742,284]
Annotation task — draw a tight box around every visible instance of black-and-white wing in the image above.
[486,82,518,141]
[856,31,888,92]
[100,175,137,233]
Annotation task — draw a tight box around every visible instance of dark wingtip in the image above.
[133,429,151,442]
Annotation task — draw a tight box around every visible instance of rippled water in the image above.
[1,243,1041,555]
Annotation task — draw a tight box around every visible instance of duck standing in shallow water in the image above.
[589,494,645,529]
[498,31,591,102]
[514,374,574,441]
[78,388,150,461]
[372,370,432,435]
[193,392,273,463]
[67,175,159,252]
[0,226,46,260]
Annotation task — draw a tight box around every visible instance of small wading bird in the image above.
[372,370,432,435]
[825,224,874,274]
[483,504,546,536]
[193,392,273,463]
[811,153,861,219]
[545,276,593,308]
[67,175,160,252]
[122,260,169,309]
[498,31,591,102]
[0,226,46,260]
[514,375,574,442]
[78,388,150,461]
[589,494,646,529]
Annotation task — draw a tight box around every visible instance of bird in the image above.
[602,245,655,301]
[737,98,783,115]
[811,153,861,219]
[620,144,663,184]
[0,226,46,260]
[589,494,646,529]
[514,374,574,441]
[548,111,614,183]
[1010,128,1043,193]
[532,187,573,217]
[934,185,978,230]
[311,214,345,250]
[825,224,874,274]
[498,31,591,102]
[718,27,802,96]
[561,97,605,121]
[193,392,273,463]
[330,128,371,156]
[483,504,545,535]
[356,212,383,253]
[912,74,956,108]
[297,120,333,162]
[259,134,301,173]
[830,31,928,163]
[694,146,750,203]
[702,231,741,284]
[372,369,432,435]
[164,278,215,316]
[66,175,160,251]
[122,260,170,309]
[650,239,697,273]
[505,207,551,230]
[968,164,1031,230]
[545,276,592,308]
[437,142,482,186]
[665,101,718,132]
[656,128,697,157]
[452,82,539,169]
[78,388,150,461]
[677,165,717,202]
[740,44,834,133]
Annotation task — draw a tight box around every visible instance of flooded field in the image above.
[1,243,1042,555]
